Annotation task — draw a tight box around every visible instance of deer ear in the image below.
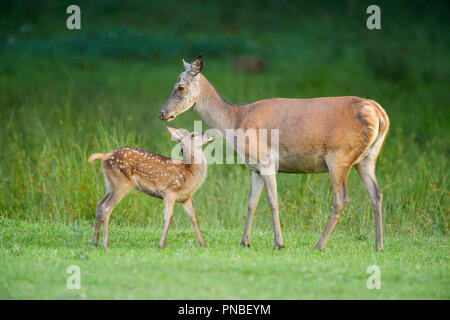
[190,54,203,75]
[182,59,191,72]
[203,132,215,142]
[167,126,183,141]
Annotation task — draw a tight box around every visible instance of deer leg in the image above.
[101,188,131,249]
[182,199,206,248]
[261,174,284,250]
[314,163,350,250]
[92,192,111,247]
[355,160,384,251]
[159,194,176,249]
[241,171,264,247]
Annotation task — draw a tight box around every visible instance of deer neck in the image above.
[182,148,207,182]
[194,75,237,131]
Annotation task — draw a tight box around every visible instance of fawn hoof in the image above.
[199,241,207,248]
[240,240,251,248]
[314,242,326,250]
[375,244,384,251]
[273,243,285,250]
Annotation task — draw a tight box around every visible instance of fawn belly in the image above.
[132,177,164,199]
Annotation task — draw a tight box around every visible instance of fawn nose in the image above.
[159,112,165,120]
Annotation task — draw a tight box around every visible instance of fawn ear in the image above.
[182,59,191,72]
[190,54,203,75]
[167,126,183,141]
[203,132,215,143]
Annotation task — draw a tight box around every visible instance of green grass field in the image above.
[0,0,449,299]
[0,217,447,299]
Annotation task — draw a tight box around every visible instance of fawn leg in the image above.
[101,188,131,249]
[183,199,206,248]
[92,192,111,247]
[241,171,264,247]
[159,194,176,249]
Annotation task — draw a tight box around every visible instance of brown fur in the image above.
[160,55,389,250]
[89,128,213,249]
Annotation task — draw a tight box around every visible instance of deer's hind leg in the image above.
[314,157,351,250]
[101,184,133,249]
[95,171,133,249]
[92,192,111,247]
[355,159,384,251]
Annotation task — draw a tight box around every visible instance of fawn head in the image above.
[166,126,214,164]
[159,54,203,121]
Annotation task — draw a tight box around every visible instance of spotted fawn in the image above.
[89,126,214,249]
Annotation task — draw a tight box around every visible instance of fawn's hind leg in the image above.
[100,187,132,249]
[92,192,111,247]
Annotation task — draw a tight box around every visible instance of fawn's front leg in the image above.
[182,198,206,248]
[159,194,176,249]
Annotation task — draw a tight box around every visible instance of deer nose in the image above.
[159,112,165,120]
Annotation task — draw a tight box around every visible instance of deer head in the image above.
[159,54,203,121]
[166,126,214,164]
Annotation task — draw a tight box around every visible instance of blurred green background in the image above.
[0,0,448,299]
[1,0,448,232]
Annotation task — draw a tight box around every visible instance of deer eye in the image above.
[178,84,185,91]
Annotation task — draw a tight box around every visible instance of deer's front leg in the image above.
[261,174,284,249]
[182,199,206,248]
[241,171,264,247]
[159,194,176,249]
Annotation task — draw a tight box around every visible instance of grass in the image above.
[0,217,448,299]
[0,0,449,299]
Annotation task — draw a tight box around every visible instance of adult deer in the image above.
[159,55,389,251]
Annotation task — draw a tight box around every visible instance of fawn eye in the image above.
[178,84,185,91]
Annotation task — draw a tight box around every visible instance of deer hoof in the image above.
[240,241,251,248]
[313,243,325,250]
[273,243,285,250]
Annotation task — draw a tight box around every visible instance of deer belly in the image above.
[133,177,163,199]
[278,155,328,173]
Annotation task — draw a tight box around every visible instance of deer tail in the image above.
[88,153,106,163]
